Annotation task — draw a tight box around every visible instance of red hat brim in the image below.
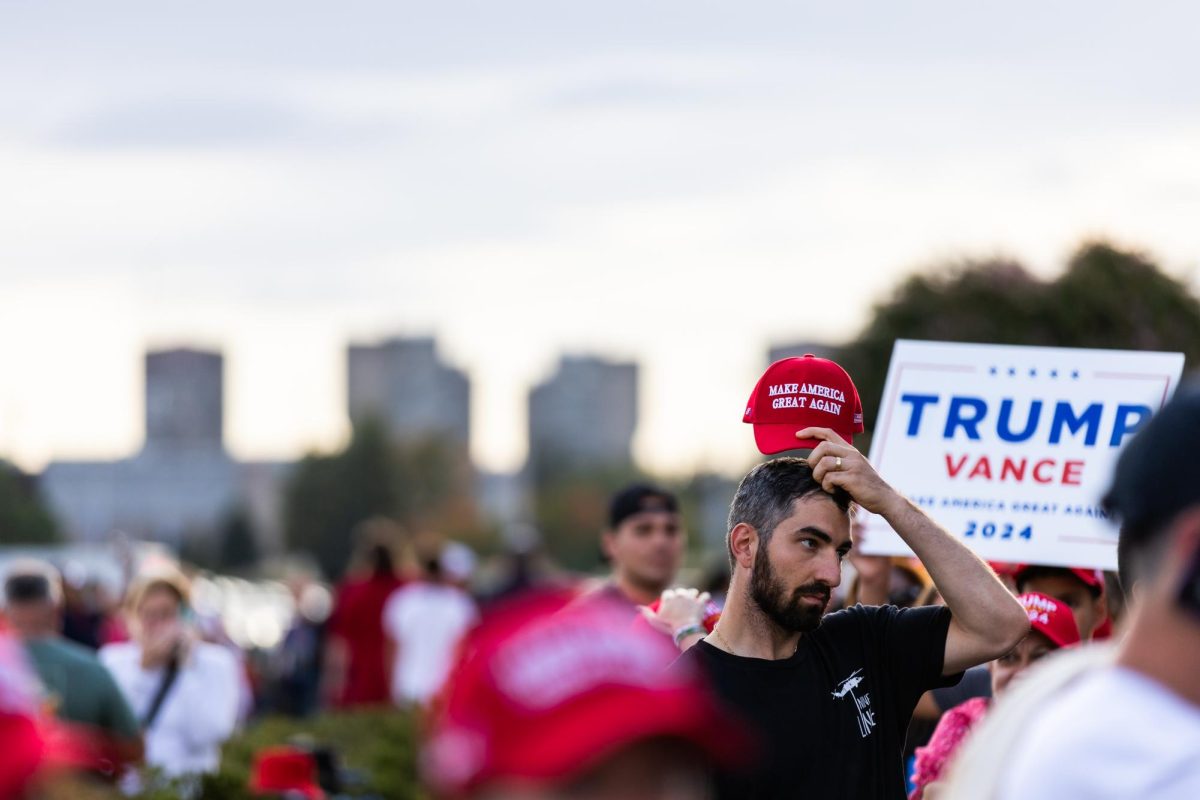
[754,423,848,455]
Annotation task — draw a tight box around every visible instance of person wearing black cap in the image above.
[586,484,686,613]
[987,386,1200,799]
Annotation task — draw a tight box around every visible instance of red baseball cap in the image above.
[250,746,325,799]
[1018,592,1081,649]
[423,590,751,797]
[743,355,864,454]
[1013,565,1105,595]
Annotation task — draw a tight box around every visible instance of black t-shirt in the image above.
[683,603,960,800]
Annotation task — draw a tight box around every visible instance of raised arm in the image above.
[800,427,1029,675]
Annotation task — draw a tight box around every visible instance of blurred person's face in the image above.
[990,631,1056,695]
[479,739,711,800]
[603,511,685,595]
[1019,573,1105,640]
[749,495,850,633]
[2,599,56,638]
[134,587,182,642]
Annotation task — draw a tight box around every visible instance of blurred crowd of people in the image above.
[3,389,1199,799]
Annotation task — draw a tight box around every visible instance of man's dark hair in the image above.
[4,574,53,604]
[609,483,679,529]
[1103,385,1200,583]
[727,457,853,564]
[1116,529,1136,597]
[3,561,61,606]
[369,544,395,579]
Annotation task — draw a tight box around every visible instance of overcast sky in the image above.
[2,2,1199,475]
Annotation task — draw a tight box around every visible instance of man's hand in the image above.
[641,587,710,634]
[140,622,188,669]
[797,429,1027,674]
[797,427,903,515]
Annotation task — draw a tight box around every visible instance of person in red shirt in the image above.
[324,532,405,708]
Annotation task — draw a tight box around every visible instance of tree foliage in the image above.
[839,241,1200,429]
[283,419,477,579]
[0,462,60,544]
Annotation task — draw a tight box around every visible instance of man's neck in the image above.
[16,627,55,641]
[614,574,664,607]
[1117,606,1200,709]
[711,583,801,660]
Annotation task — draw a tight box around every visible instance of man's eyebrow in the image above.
[796,526,832,544]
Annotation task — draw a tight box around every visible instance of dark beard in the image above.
[749,546,830,633]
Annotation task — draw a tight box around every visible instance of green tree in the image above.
[840,241,1200,429]
[531,459,645,572]
[217,508,260,573]
[0,462,60,544]
[284,419,399,579]
[283,419,481,579]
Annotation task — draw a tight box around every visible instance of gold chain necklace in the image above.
[710,624,798,658]
[711,625,738,655]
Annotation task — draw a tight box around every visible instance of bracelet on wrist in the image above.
[672,623,707,646]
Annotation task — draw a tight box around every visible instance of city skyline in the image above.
[3,2,1200,477]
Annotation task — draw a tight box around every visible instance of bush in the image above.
[42,708,425,800]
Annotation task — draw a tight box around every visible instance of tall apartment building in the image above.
[144,348,224,450]
[347,336,470,447]
[39,347,288,549]
[527,355,637,473]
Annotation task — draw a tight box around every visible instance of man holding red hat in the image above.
[742,354,865,454]
[672,355,1028,799]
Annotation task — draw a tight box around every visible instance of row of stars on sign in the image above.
[988,366,1081,379]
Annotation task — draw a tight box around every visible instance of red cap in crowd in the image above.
[0,712,42,798]
[1018,592,1081,649]
[423,591,750,797]
[1013,564,1105,594]
[250,746,325,799]
[744,355,864,454]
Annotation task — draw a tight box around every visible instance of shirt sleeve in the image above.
[931,664,992,712]
[868,604,962,718]
[97,665,141,739]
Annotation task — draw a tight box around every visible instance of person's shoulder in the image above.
[43,636,104,666]
[944,695,990,725]
[98,640,138,665]
[816,602,902,631]
[669,639,715,675]
[1001,666,1200,797]
[190,641,239,673]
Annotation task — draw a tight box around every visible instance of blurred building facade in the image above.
[144,349,223,450]
[527,355,638,474]
[347,336,470,447]
[39,347,289,552]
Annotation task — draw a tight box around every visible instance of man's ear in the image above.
[600,529,617,561]
[729,522,759,570]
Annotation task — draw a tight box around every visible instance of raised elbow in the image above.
[995,595,1031,655]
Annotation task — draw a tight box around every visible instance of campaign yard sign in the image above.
[858,341,1185,570]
